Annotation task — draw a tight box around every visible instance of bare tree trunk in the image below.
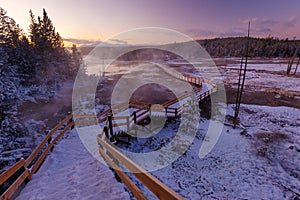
[294,57,300,75]
[287,43,298,75]
[234,22,250,128]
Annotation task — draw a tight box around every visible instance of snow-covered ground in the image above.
[219,60,300,97]
[155,104,300,199]
[14,104,300,200]
[16,130,130,200]
[114,59,300,199]
[12,59,300,199]
[116,104,300,199]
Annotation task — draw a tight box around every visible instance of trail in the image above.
[16,130,130,200]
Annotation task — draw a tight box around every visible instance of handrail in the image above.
[29,122,75,179]
[0,158,25,185]
[93,72,216,199]
[97,72,216,137]
[0,114,75,200]
[24,114,73,168]
[96,108,111,118]
[1,169,30,200]
[98,147,148,200]
[98,137,184,200]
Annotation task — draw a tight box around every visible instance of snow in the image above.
[222,63,288,73]
[118,104,300,199]
[220,62,300,95]
[16,130,130,200]
[13,58,300,199]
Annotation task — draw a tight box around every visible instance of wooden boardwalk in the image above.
[75,72,217,140]
[0,70,217,200]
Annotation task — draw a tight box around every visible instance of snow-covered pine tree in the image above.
[69,44,84,77]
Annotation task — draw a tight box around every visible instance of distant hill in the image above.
[80,37,300,58]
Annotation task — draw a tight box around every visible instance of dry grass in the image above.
[254,131,288,143]
[253,131,289,157]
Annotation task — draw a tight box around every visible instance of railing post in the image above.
[45,130,51,145]
[165,107,168,118]
[45,130,54,152]
[133,111,137,124]
[108,115,113,138]
[68,112,74,129]
[175,108,178,117]
[104,126,109,139]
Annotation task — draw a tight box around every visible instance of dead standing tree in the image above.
[286,37,299,75]
[233,22,250,128]
[294,57,300,74]
[287,48,297,75]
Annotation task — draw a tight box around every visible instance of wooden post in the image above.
[68,112,74,129]
[175,108,178,117]
[45,130,51,145]
[45,130,54,152]
[104,126,109,139]
[133,111,137,124]
[165,107,168,118]
[108,115,113,138]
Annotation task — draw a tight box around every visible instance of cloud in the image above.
[63,38,130,47]
[284,16,300,27]
[107,38,128,45]
[242,18,278,26]
[185,25,274,39]
[63,38,101,46]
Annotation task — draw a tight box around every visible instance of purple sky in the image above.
[2,0,300,45]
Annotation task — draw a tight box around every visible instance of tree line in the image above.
[198,37,300,58]
[0,7,83,160]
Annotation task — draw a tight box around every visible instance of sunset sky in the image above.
[2,0,300,46]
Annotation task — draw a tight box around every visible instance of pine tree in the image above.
[0,7,23,47]
[29,9,64,50]
[69,44,83,76]
[29,10,40,47]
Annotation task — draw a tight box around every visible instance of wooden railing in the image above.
[98,137,184,200]
[93,73,216,199]
[0,70,217,200]
[0,114,74,200]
